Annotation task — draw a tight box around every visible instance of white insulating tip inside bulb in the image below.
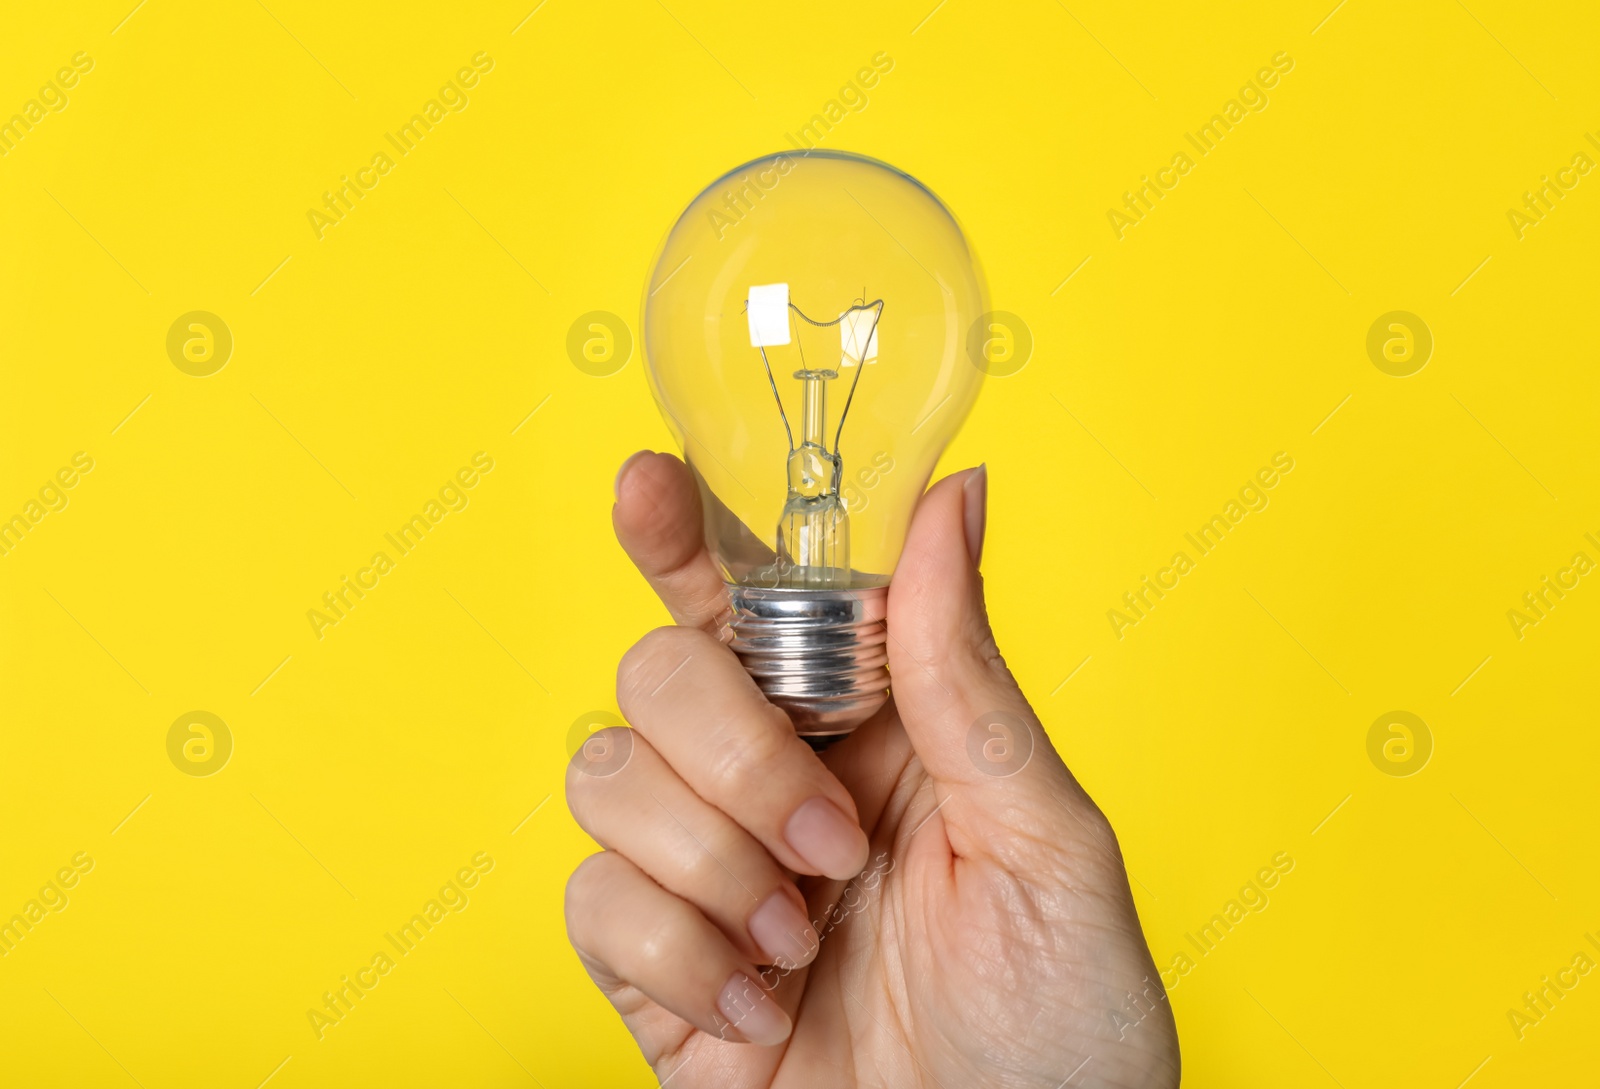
[747,283,791,347]
[839,309,879,368]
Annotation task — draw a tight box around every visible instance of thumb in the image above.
[887,467,1080,807]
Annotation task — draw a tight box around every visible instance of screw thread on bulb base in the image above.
[726,583,890,746]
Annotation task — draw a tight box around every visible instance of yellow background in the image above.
[2,0,1597,1085]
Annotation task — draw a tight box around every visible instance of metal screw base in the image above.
[726,583,890,741]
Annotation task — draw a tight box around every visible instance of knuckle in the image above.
[679,848,726,896]
[567,724,634,776]
[565,728,646,833]
[563,766,587,819]
[701,714,790,793]
[679,828,747,896]
[562,756,600,825]
[1078,801,1124,863]
[627,905,695,980]
[564,852,618,949]
[616,626,716,715]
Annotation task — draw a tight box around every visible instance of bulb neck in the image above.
[725,583,889,747]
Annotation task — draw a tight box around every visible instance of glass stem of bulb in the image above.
[780,368,848,587]
[799,370,827,449]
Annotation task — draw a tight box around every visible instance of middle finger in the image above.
[617,626,870,881]
[567,726,821,970]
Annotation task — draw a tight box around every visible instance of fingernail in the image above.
[716,971,792,1046]
[748,890,820,969]
[784,797,868,880]
[963,464,988,566]
[613,450,652,501]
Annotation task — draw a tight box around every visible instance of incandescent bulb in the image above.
[642,151,987,746]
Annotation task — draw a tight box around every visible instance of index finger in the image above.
[612,451,731,634]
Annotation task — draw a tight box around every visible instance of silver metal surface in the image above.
[726,583,890,738]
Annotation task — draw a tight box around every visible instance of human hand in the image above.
[564,452,1180,1088]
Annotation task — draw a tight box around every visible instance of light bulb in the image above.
[642,151,987,746]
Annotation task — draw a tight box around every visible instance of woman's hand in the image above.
[564,452,1180,1088]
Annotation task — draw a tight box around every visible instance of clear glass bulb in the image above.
[642,151,987,743]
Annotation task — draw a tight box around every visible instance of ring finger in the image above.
[567,726,821,971]
[565,851,795,1047]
